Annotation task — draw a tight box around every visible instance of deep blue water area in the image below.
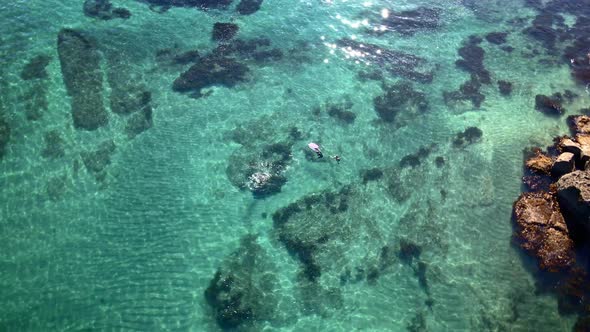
[1,0,590,330]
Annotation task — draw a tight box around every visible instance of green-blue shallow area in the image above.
[0,0,585,330]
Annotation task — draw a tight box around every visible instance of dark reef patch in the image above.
[213,37,283,64]
[225,119,295,198]
[452,127,483,148]
[205,234,277,330]
[20,55,51,80]
[212,22,239,42]
[498,80,513,96]
[400,145,434,168]
[20,81,49,121]
[485,32,508,45]
[41,130,65,159]
[237,0,263,15]
[443,74,485,108]
[172,54,249,97]
[360,168,383,184]
[156,48,201,66]
[535,93,565,116]
[57,29,108,130]
[125,105,153,138]
[374,81,428,123]
[83,0,131,20]
[337,38,434,83]
[46,174,67,202]
[315,98,356,124]
[80,140,116,181]
[372,6,441,36]
[455,36,491,84]
[140,0,233,10]
[272,186,360,282]
[0,118,10,159]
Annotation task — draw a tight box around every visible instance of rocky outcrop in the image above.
[57,29,108,130]
[514,114,590,318]
[556,171,590,234]
[569,115,590,134]
[552,152,575,177]
[513,192,575,271]
[525,150,553,174]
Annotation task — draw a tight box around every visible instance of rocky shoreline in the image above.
[514,115,590,330]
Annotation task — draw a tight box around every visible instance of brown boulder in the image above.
[552,152,575,177]
[525,150,553,174]
[569,115,590,134]
[559,137,582,157]
[513,192,575,271]
[556,171,590,233]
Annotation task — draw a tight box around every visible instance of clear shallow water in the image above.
[0,0,585,331]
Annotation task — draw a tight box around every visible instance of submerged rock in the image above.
[336,38,434,83]
[140,0,233,9]
[212,22,239,42]
[172,54,249,96]
[498,80,513,96]
[455,36,490,84]
[83,0,131,20]
[41,130,65,159]
[373,81,428,123]
[452,127,482,148]
[237,0,263,15]
[80,140,116,180]
[226,140,292,198]
[513,192,575,272]
[443,74,485,108]
[0,118,10,158]
[57,29,108,130]
[375,6,441,36]
[535,94,565,116]
[20,55,51,80]
[125,105,153,138]
[20,81,49,121]
[204,235,277,330]
[485,32,508,45]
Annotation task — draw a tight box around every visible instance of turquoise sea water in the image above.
[0,0,587,331]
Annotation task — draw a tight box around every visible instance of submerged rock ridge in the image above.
[513,116,590,321]
[57,29,108,130]
[370,6,441,36]
[204,234,277,330]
